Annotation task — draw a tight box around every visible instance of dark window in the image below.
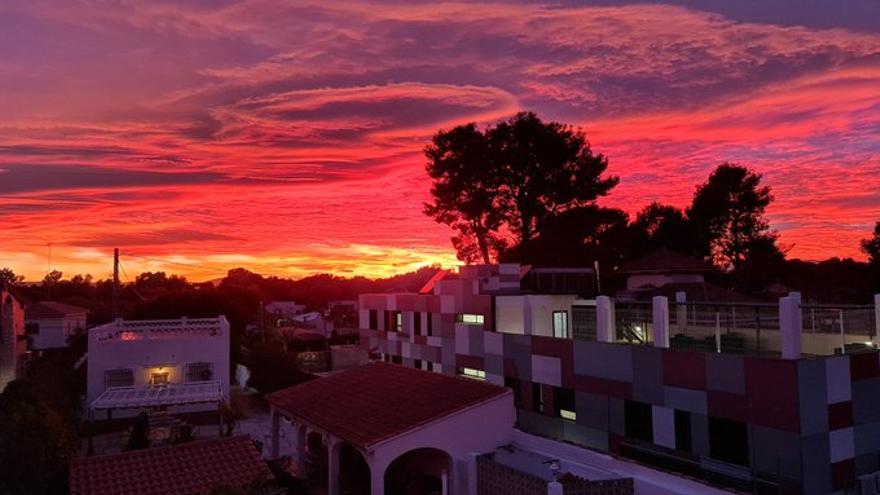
[369,310,377,330]
[426,313,433,336]
[532,382,544,413]
[104,368,133,389]
[553,387,576,419]
[505,377,522,407]
[572,305,597,341]
[391,355,402,365]
[414,359,423,370]
[414,312,422,336]
[624,401,653,442]
[674,410,692,452]
[709,417,749,466]
[427,361,434,372]
[186,362,214,382]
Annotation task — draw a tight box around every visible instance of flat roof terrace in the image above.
[90,316,227,342]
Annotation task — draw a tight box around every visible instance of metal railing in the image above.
[615,301,653,345]
[801,304,876,355]
[669,301,780,355]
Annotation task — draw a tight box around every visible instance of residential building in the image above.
[266,301,306,321]
[86,316,230,419]
[0,287,27,391]
[267,362,726,495]
[70,435,273,495]
[359,263,880,494]
[25,301,88,350]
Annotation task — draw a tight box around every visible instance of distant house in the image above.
[617,247,753,302]
[265,301,306,321]
[70,435,273,495]
[87,316,230,419]
[0,287,27,391]
[25,301,88,350]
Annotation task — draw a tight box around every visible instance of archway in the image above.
[384,448,451,495]
[337,442,370,495]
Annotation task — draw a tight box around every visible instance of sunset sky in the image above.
[2,1,879,281]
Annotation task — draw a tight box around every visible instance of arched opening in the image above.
[305,431,328,489]
[384,447,451,495]
[337,442,370,495]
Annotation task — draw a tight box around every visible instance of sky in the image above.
[1,1,879,281]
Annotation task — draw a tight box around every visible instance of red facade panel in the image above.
[662,350,706,390]
[744,358,800,432]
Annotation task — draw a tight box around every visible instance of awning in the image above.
[90,381,222,411]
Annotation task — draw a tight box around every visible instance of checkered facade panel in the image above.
[361,293,880,495]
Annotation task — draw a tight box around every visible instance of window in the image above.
[414,312,422,336]
[25,323,40,335]
[505,377,522,407]
[104,368,133,389]
[572,305,597,341]
[675,410,692,453]
[186,362,213,382]
[414,359,423,370]
[624,400,653,442]
[369,310,378,330]
[552,310,569,338]
[391,355,402,365]
[395,312,403,332]
[151,371,170,386]
[426,361,434,372]
[554,387,576,421]
[457,314,484,325]
[460,367,486,380]
[709,417,749,466]
[426,313,434,336]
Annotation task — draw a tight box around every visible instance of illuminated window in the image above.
[460,367,486,380]
[151,371,170,386]
[552,310,569,338]
[560,410,577,421]
[457,314,485,325]
[395,312,403,332]
[104,368,133,389]
[186,362,213,382]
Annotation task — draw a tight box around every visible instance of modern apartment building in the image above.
[86,316,230,420]
[359,264,880,494]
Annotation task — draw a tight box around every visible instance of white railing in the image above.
[91,317,225,342]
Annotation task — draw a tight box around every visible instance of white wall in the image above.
[28,314,87,350]
[495,295,578,336]
[627,274,704,290]
[367,392,515,495]
[86,318,230,418]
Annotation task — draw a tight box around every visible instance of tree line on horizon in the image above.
[425,112,880,298]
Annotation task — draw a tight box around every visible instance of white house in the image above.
[26,301,88,350]
[265,301,306,321]
[86,316,230,419]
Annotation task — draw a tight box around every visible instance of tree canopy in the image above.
[425,112,617,263]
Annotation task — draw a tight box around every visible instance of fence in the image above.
[614,302,653,345]
[800,304,876,355]
[669,302,780,355]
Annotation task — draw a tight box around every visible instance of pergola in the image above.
[267,362,515,495]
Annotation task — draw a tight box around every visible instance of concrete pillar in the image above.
[328,437,340,495]
[369,457,386,495]
[270,408,281,459]
[548,480,564,495]
[596,296,615,343]
[779,293,803,359]
[441,469,449,495]
[652,296,670,348]
[874,294,880,347]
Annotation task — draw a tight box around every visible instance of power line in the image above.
[117,260,149,302]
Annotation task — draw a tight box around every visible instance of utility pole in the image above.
[112,248,120,319]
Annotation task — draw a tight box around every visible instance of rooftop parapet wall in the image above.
[89,316,229,343]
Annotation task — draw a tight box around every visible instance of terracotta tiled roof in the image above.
[268,362,509,449]
[26,301,88,319]
[619,248,714,274]
[69,436,271,495]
